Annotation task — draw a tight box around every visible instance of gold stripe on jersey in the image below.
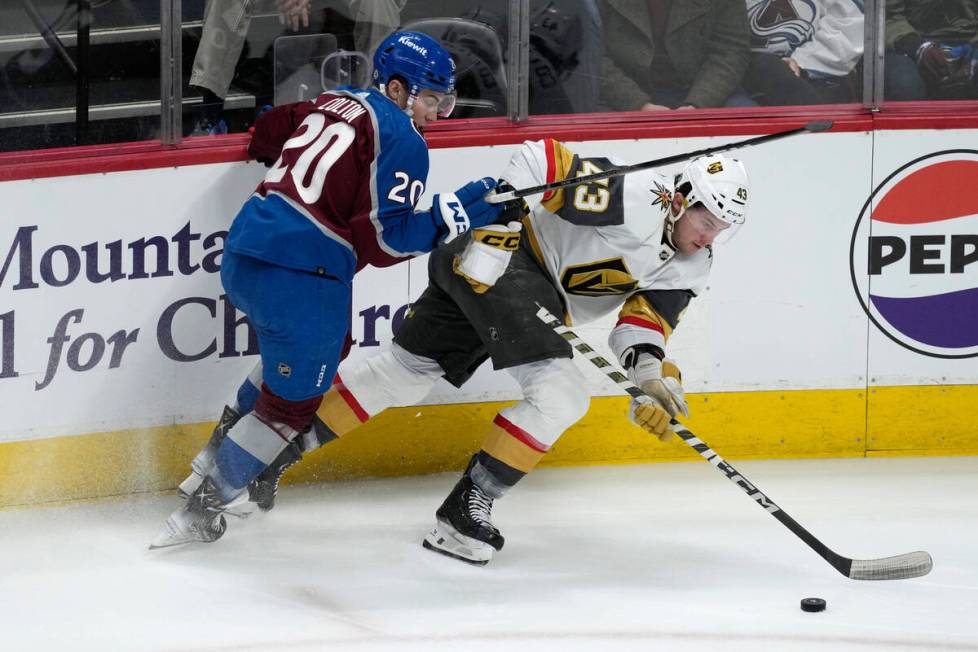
[662,360,682,382]
[521,217,547,270]
[482,420,547,473]
[619,294,675,341]
[540,140,576,214]
[522,218,574,326]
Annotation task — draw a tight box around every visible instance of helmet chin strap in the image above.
[671,197,690,222]
[404,81,422,118]
[663,219,677,249]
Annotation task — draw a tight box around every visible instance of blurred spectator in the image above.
[189,0,257,134]
[538,0,602,114]
[399,1,602,115]
[351,0,408,56]
[885,0,978,101]
[743,1,863,105]
[189,0,601,125]
[189,0,401,134]
[598,0,754,111]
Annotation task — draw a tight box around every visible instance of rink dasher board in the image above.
[0,129,976,506]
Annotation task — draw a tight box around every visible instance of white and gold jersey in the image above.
[499,139,712,356]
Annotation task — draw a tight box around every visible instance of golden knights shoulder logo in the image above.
[650,180,672,213]
[560,257,638,296]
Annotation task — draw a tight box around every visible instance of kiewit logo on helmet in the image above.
[397,36,428,57]
[850,151,978,358]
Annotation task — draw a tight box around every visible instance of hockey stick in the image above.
[487,120,833,204]
[534,304,933,581]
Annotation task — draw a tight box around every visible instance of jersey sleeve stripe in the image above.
[343,90,430,260]
[619,294,675,340]
[542,138,557,201]
[354,92,401,259]
[615,315,665,334]
[541,140,576,213]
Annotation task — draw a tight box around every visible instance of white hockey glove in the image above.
[625,350,688,443]
[633,354,688,418]
[452,221,522,293]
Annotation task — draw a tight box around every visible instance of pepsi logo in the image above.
[850,151,978,358]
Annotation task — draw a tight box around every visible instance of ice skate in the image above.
[422,519,496,566]
[150,477,239,549]
[177,405,240,499]
[249,439,303,512]
[422,456,505,565]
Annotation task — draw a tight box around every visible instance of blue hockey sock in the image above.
[232,363,263,415]
[214,412,289,503]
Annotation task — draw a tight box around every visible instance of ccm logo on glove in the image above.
[453,221,522,293]
[472,229,521,251]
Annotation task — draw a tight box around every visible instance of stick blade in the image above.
[804,119,833,133]
[848,551,933,580]
[486,190,515,204]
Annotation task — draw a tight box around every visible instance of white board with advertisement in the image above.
[0,129,976,449]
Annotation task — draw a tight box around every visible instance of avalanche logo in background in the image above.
[850,150,978,359]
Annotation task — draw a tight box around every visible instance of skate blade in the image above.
[421,521,493,566]
[148,520,226,550]
[149,506,227,550]
[149,517,196,550]
[223,492,257,519]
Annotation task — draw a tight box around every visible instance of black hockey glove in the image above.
[494,180,530,225]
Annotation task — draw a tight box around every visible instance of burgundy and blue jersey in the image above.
[225,87,442,284]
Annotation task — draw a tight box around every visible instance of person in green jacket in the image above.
[885,0,978,100]
[599,0,754,110]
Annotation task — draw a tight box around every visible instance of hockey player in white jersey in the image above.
[238,139,749,564]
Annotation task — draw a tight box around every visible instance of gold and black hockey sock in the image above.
[474,414,551,495]
[315,380,369,438]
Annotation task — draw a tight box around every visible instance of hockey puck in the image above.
[800,597,826,612]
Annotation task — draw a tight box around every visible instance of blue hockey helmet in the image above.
[373,31,457,116]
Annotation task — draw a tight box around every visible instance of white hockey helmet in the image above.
[673,155,749,241]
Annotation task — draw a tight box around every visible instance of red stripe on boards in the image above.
[0,134,253,182]
[6,106,978,182]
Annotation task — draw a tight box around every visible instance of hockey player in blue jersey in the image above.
[151,31,504,548]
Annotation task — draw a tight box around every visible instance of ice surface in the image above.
[1,456,975,651]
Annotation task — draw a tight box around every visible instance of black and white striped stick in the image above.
[535,304,933,581]
[488,120,833,204]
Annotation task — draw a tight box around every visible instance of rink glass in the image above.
[0,1,975,152]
